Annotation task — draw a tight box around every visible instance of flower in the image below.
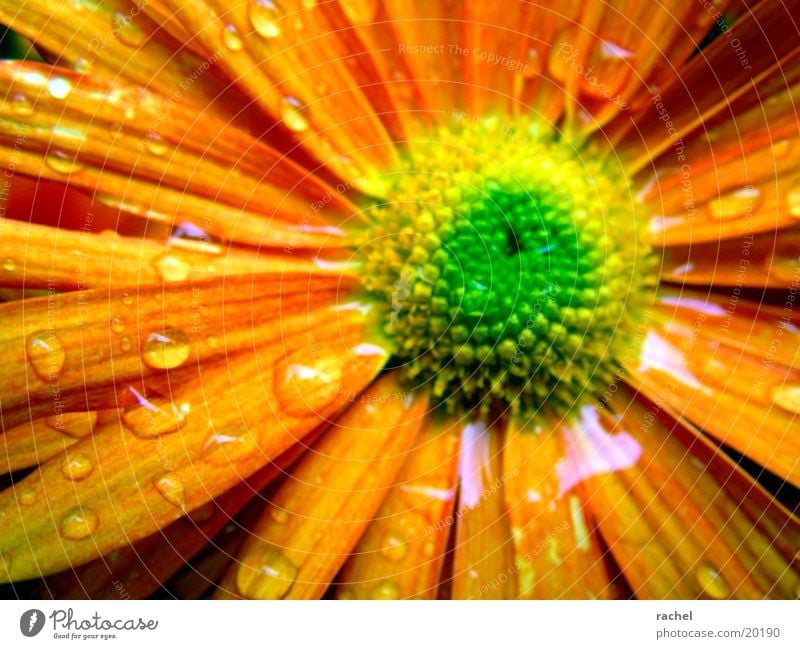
[0,0,798,600]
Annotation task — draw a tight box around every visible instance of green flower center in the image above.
[360,118,655,416]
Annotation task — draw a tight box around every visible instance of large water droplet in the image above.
[26,331,66,381]
[236,543,299,599]
[61,452,94,480]
[153,253,190,282]
[370,580,400,599]
[222,23,244,51]
[280,96,309,132]
[380,532,408,562]
[250,0,282,38]
[275,350,343,417]
[46,411,98,438]
[155,472,185,509]
[708,186,762,219]
[340,0,379,25]
[142,327,191,370]
[771,384,800,414]
[122,389,188,437]
[113,12,148,47]
[60,507,99,540]
[695,564,730,599]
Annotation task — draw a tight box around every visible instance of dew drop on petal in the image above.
[708,186,762,220]
[110,316,125,334]
[370,580,400,599]
[200,432,258,466]
[222,23,244,51]
[9,93,33,116]
[2,258,15,271]
[380,532,407,562]
[153,253,190,282]
[771,383,800,414]
[122,292,134,306]
[45,411,98,439]
[60,507,99,540]
[45,151,82,175]
[236,544,299,599]
[422,541,436,558]
[26,331,66,381]
[250,0,282,38]
[269,508,289,524]
[155,472,186,509]
[74,58,92,74]
[275,350,343,417]
[120,335,132,352]
[18,489,37,506]
[280,96,309,132]
[122,389,188,437]
[61,452,94,480]
[695,564,731,599]
[144,133,168,155]
[47,77,72,99]
[142,327,191,369]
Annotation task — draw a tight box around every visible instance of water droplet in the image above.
[18,488,36,506]
[60,507,99,540]
[236,543,299,599]
[222,23,244,51]
[122,389,188,437]
[122,292,134,306]
[153,253,190,282]
[201,432,258,466]
[61,452,94,480]
[521,48,542,78]
[142,327,191,370]
[695,564,730,599]
[169,222,223,255]
[144,133,168,155]
[708,186,762,219]
[370,580,400,599]
[9,93,33,116]
[380,532,407,562]
[110,316,125,334]
[275,350,343,417]
[45,151,82,175]
[26,331,66,381]
[2,258,15,271]
[340,0,378,25]
[155,472,185,509]
[74,58,92,74]
[787,188,800,218]
[120,335,132,352]
[45,411,98,438]
[250,0,282,38]
[280,96,309,132]
[771,383,800,414]
[269,508,289,524]
[113,12,148,47]
[48,77,72,99]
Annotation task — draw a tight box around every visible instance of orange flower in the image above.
[0,0,798,600]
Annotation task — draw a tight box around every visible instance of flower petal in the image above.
[334,413,461,599]
[502,416,625,599]
[0,301,386,582]
[449,419,516,599]
[227,373,428,599]
[575,388,799,598]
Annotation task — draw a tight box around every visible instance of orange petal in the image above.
[229,373,428,600]
[575,388,799,598]
[334,413,461,599]
[43,430,320,599]
[449,420,516,599]
[0,273,360,428]
[0,303,386,582]
[502,415,625,599]
[0,220,355,291]
[627,309,800,484]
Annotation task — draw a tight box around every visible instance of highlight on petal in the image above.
[224,372,428,599]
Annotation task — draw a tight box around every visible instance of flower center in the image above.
[360,117,655,416]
